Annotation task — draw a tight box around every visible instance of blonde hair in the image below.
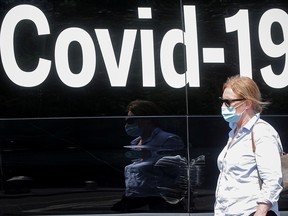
[223,75,269,113]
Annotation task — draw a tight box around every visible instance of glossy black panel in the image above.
[0,0,186,118]
[0,0,288,215]
[0,116,189,214]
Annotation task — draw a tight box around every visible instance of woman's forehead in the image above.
[223,87,238,98]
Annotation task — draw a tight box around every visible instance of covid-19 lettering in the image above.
[0,4,287,88]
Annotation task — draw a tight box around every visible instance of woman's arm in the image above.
[254,202,270,216]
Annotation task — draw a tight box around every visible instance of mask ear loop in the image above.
[234,101,246,118]
[238,108,246,116]
[234,100,246,109]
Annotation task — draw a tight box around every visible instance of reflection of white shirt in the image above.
[124,128,184,197]
[215,114,283,216]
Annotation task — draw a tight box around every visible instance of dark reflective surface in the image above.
[0,0,288,215]
[0,117,189,215]
[0,116,287,215]
[0,0,288,118]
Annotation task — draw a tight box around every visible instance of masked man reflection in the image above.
[112,100,185,212]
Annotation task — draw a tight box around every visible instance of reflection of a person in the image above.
[215,75,283,216]
[112,100,185,212]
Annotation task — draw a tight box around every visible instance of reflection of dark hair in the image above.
[127,100,161,116]
[127,100,161,125]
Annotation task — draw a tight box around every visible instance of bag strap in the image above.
[251,128,262,189]
[252,121,284,155]
[252,131,256,153]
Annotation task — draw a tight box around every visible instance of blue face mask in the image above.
[221,102,245,123]
[125,123,142,137]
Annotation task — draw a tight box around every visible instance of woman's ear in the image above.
[245,100,253,109]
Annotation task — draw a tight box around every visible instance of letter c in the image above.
[0,4,51,87]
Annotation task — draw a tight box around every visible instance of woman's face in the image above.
[222,87,246,113]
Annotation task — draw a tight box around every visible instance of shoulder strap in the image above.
[251,124,262,189]
[251,121,267,153]
[252,121,284,154]
[251,131,256,153]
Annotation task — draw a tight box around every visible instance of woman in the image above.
[215,75,283,216]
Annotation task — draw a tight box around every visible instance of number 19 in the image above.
[225,8,288,89]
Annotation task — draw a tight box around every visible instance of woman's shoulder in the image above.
[253,118,283,153]
[254,118,279,136]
